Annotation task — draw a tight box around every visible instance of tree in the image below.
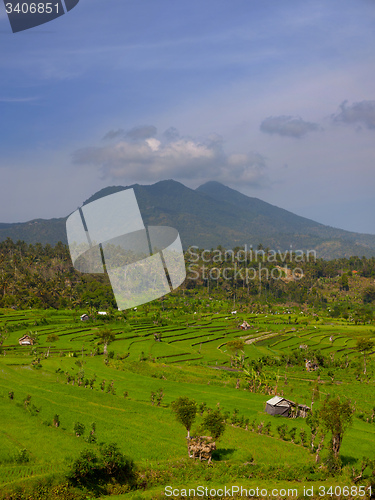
[318,396,354,459]
[201,408,225,440]
[99,442,133,479]
[226,339,245,354]
[171,396,197,439]
[67,449,98,485]
[96,327,115,355]
[363,285,375,304]
[74,421,85,437]
[356,338,374,375]
[226,339,245,368]
[68,443,134,487]
[340,274,349,291]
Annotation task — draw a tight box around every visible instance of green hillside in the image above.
[1,180,375,259]
[0,302,374,499]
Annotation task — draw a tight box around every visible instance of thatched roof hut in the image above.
[18,335,34,346]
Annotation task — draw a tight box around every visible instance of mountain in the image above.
[1,179,375,259]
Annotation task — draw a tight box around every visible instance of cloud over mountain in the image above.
[73,127,269,188]
[260,115,321,138]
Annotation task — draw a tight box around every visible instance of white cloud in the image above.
[73,127,269,188]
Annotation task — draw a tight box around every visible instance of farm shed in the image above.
[80,314,89,321]
[265,396,311,418]
[240,321,251,330]
[18,335,34,346]
[265,396,291,417]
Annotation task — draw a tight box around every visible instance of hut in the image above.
[265,396,311,418]
[80,314,89,321]
[265,396,292,417]
[240,321,251,330]
[18,335,34,346]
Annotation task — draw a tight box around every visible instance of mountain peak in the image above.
[196,180,227,190]
[1,179,375,258]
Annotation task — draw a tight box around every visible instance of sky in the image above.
[0,0,375,234]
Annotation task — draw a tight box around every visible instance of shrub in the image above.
[289,427,297,443]
[67,443,135,487]
[277,423,287,440]
[46,333,59,342]
[15,448,30,463]
[67,449,98,485]
[86,422,97,443]
[99,443,134,480]
[201,408,226,440]
[156,388,164,406]
[74,422,85,437]
[199,402,207,416]
[264,422,271,435]
[300,429,307,446]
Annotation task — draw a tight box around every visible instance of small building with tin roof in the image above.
[265,396,311,418]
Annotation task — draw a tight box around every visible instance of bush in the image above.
[86,422,97,443]
[53,414,60,428]
[68,449,98,485]
[67,443,135,487]
[15,448,30,463]
[74,422,85,437]
[46,333,59,342]
[99,443,134,480]
[277,423,287,440]
[201,408,226,440]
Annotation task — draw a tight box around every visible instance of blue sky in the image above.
[1,0,375,234]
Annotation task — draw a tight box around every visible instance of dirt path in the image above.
[244,332,280,345]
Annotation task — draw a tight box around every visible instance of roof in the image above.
[266,396,291,407]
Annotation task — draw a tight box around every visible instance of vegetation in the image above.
[171,396,197,439]
[201,408,226,440]
[318,397,355,460]
[0,239,374,498]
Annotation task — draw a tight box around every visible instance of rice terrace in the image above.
[0,241,375,499]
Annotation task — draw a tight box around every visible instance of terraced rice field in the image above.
[0,308,371,367]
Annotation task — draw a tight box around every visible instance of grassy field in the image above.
[0,306,374,498]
